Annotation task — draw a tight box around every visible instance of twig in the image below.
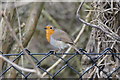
[15,3,22,44]
[75,8,91,44]
[89,39,117,78]
[76,2,120,42]
[0,54,36,73]
[15,2,24,78]
[2,10,42,77]
[2,2,44,78]
[76,2,120,78]
[42,10,61,28]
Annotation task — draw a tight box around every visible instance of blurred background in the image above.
[1,2,120,78]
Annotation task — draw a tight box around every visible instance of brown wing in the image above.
[52,29,74,44]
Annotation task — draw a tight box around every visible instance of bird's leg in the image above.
[57,48,61,53]
[49,50,58,61]
[57,48,64,55]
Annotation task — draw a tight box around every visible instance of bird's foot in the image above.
[49,50,56,54]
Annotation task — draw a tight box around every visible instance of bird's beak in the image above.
[44,27,47,30]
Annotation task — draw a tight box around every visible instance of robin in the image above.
[44,25,80,53]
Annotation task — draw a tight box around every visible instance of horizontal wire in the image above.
[2,53,120,56]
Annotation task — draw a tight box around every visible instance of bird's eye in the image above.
[50,27,53,29]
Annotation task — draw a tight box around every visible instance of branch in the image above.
[42,10,61,28]
[2,12,41,78]
[0,54,36,73]
[23,3,44,47]
[76,2,120,42]
[2,2,44,78]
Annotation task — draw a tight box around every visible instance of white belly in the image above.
[50,37,68,49]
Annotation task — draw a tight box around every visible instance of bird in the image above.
[44,25,80,53]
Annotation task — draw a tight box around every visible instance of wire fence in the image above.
[0,48,120,79]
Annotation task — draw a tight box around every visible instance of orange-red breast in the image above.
[44,25,80,52]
